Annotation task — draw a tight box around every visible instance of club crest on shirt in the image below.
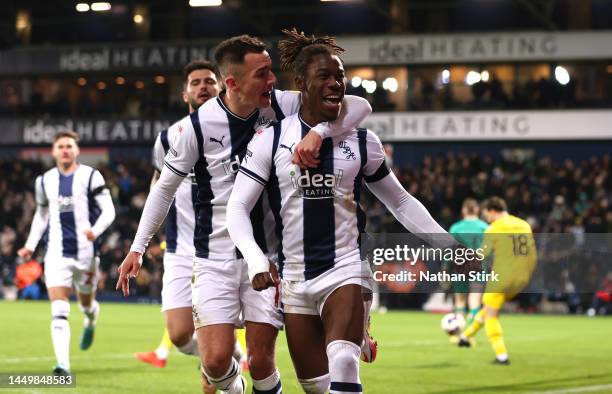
[338,141,356,160]
[256,116,274,130]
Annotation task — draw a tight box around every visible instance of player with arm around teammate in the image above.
[116,34,372,394]
[226,29,456,394]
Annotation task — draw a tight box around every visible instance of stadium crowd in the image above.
[0,152,610,312]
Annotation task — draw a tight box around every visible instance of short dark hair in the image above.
[53,130,79,144]
[462,198,480,215]
[483,197,508,213]
[213,35,267,77]
[278,28,344,77]
[183,60,217,83]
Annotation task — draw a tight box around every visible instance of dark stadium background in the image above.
[0,0,610,315]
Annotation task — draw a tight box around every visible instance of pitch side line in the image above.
[530,384,612,394]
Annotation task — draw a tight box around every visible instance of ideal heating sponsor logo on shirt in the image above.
[57,195,75,213]
[289,169,344,199]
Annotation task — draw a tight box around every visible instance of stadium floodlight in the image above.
[480,70,490,82]
[382,77,399,93]
[76,3,90,12]
[441,69,450,85]
[465,70,481,86]
[351,76,362,88]
[133,14,144,24]
[362,80,377,94]
[189,0,222,6]
[91,2,112,11]
[555,66,570,85]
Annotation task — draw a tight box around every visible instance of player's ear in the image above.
[295,75,305,91]
[225,76,238,91]
[182,90,189,104]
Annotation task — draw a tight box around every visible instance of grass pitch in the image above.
[1,301,611,393]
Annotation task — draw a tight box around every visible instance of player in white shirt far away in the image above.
[226,29,453,394]
[116,34,371,394]
[18,130,115,376]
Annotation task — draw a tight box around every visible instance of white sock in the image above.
[78,300,99,327]
[299,374,330,394]
[155,346,170,360]
[51,300,71,370]
[253,368,281,394]
[327,340,362,394]
[204,358,243,394]
[176,333,199,357]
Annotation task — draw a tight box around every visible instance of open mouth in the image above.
[198,93,210,101]
[261,91,272,99]
[322,94,342,108]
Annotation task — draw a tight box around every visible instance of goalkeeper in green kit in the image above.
[446,198,489,340]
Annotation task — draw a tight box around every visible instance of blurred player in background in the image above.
[17,130,116,376]
[227,28,455,394]
[117,33,371,394]
[458,197,537,365]
[447,198,489,341]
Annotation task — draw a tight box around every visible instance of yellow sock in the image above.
[236,328,247,353]
[485,317,508,359]
[159,328,173,350]
[462,309,485,338]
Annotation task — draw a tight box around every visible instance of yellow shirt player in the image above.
[458,197,537,365]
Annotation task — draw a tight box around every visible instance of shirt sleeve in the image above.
[312,95,372,139]
[152,133,166,173]
[272,89,301,117]
[163,116,200,178]
[362,130,390,182]
[238,126,275,186]
[89,170,116,238]
[24,176,49,251]
[34,175,48,207]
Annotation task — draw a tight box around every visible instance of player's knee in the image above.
[299,374,330,394]
[247,346,275,376]
[202,352,233,378]
[168,327,193,348]
[51,300,70,319]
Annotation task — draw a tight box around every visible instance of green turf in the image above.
[1,301,611,393]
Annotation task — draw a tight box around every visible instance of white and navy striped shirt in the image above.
[153,128,197,258]
[235,113,389,281]
[162,90,300,260]
[130,93,372,259]
[26,164,115,261]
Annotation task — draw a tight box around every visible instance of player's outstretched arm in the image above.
[20,206,49,259]
[293,95,371,168]
[367,172,456,247]
[115,166,184,296]
[19,176,50,260]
